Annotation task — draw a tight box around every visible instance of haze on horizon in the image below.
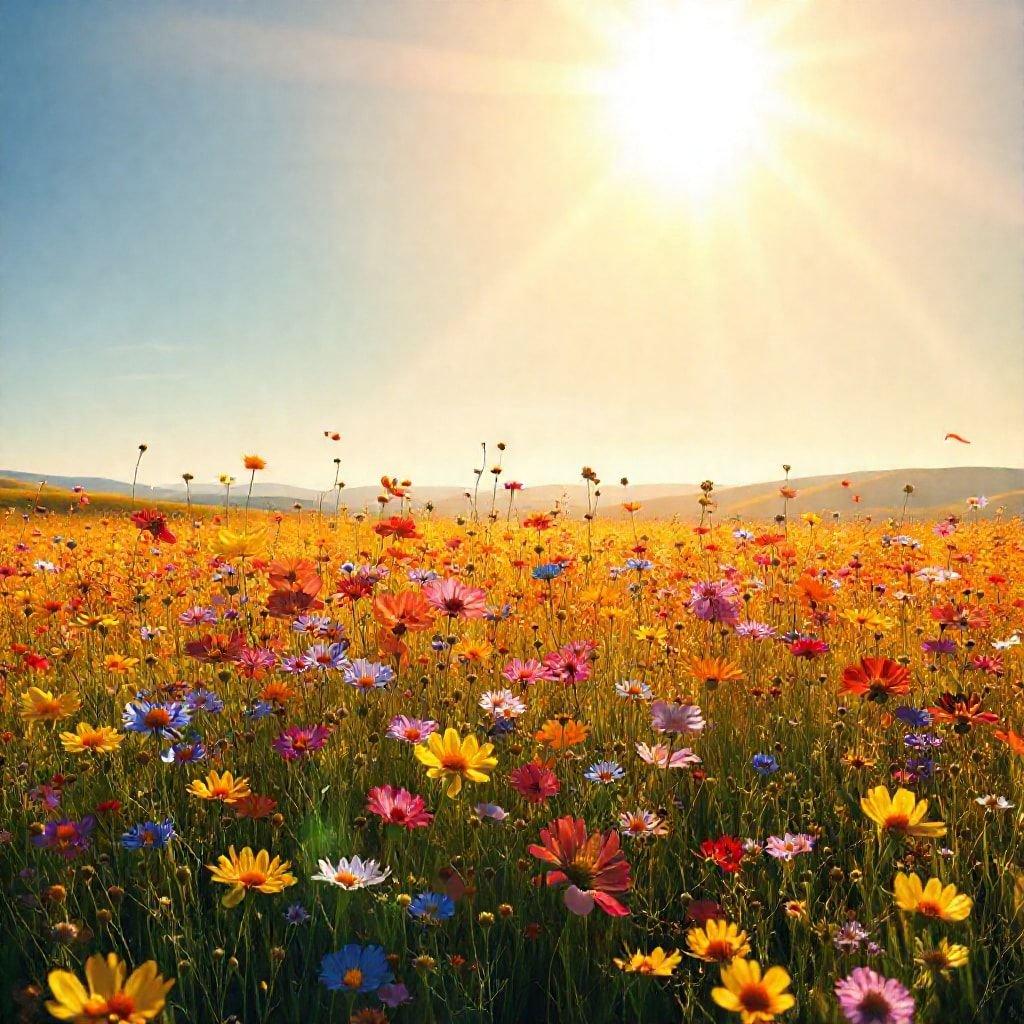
[2,0,1023,492]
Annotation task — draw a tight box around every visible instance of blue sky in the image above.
[2,1,1022,490]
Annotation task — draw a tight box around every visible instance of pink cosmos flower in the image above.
[422,578,488,619]
[366,785,434,829]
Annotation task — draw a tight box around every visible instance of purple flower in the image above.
[835,967,914,1024]
[378,982,412,1007]
[33,816,96,859]
[922,638,956,656]
[688,580,741,625]
[302,643,350,672]
[344,659,394,691]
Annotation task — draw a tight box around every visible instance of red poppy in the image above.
[698,835,745,873]
[130,509,175,544]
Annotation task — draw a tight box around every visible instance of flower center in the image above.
[856,991,893,1021]
[238,870,268,888]
[144,708,171,728]
[334,871,359,887]
[342,967,364,989]
[883,813,910,831]
[440,753,469,772]
[738,984,772,1013]
[705,940,735,962]
[918,899,943,917]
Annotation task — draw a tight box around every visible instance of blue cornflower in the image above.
[488,717,516,738]
[532,562,564,581]
[122,700,191,739]
[733,528,754,541]
[625,558,654,572]
[484,603,513,622]
[751,753,780,776]
[894,706,932,728]
[584,760,625,784]
[906,756,936,779]
[408,891,456,922]
[121,818,175,851]
[185,689,224,714]
[245,701,275,719]
[284,902,311,925]
[320,944,393,993]
[905,732,943,750]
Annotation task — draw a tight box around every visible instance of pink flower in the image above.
[502,658,546,686]
[765,833,815,861]
[387,716,438,744]
[423,578,488,619]
[542,642,594,685]
[835,967,915,1024]
[650,700,705,735]
[636,742,702,769]
[366,785,434,829]
[272,725,331,761]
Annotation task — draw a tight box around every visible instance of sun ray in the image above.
[767,97,1024,226]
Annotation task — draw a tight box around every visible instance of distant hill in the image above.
[1,467,1019,520]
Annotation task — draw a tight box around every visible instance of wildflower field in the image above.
[2,467,1023,1024]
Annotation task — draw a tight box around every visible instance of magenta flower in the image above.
[835,967,915,1024]
[366,785,434,829]
[272,725,331,761]
[542,642,594,685]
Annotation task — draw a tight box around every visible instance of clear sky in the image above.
[2,0,1022,491]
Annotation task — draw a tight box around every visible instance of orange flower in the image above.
[373,590,435,634]
[688,656,744,688]
[243,454,266,471]
[994,728,1024,755]
[840,657,911,701]
[187,770,252,804]
[535,719,589,749]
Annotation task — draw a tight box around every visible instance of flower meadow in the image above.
[1,458,1023,1023]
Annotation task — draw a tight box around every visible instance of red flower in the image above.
[509,761,560,804]
[927,692,1000,733]
[373,516,420,540]
[699,835,745,873]
[528,815,631,916]
[130,509,175,544]
[183,631,245,664]
[840,657,911,701]
[789,637,829,659]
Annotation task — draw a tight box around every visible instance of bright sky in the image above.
[2,0,1022,490]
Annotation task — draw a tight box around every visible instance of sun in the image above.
[603,4,778,197]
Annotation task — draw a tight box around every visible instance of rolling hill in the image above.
[1,467,1019,521]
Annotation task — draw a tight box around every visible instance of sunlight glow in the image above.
[603,4,778,196]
